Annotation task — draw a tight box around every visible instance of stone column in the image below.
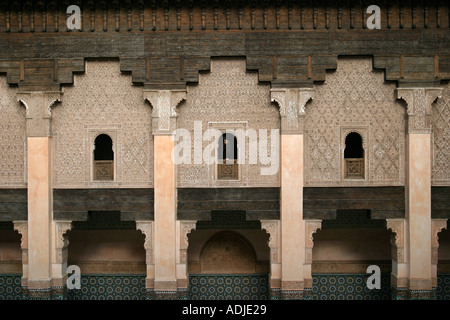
[144,89,186,299]
[261,220,281,299]
[177,221,196,299]
[397,87,442,299]
[386,219,408,299]
[17,91,61,299]
[431,219,447,289]
[136,221,154,298]
[304,220,321,297]
[271,88,314,299]
[13,221,28,291]
[52,221,72,299]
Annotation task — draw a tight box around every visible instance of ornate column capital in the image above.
[431,219,448,264]
[13,221,28,249]
[261,220,280,264]
[143,89,186,135]
[386,219,406,263]
[270,88,314,135]
[55,221,72,249]
[179,221,196,264]
[17,91,62,137]
[136,221,154,264]
[396,87,442,134]
[304,220,321,264]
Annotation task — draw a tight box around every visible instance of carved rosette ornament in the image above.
[305,220,322,264]
[136,221,154,265]
[17,91,62,137]
[143,90,186,134]
[386,219,405,263]
[271,88,314,134]
[396,87,442,134]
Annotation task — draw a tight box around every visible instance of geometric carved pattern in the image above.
[432,82,450,185]
[305,58,406,186]
[0,77,26,187]
[52,61,152,188]
[177,58,280,187]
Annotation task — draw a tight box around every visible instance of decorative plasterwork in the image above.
[431,82,450,185]
[17,91,62,137]
[305,58,406,187]
[143,89,186,134]
[52,61,153,188]
[431,219,447,265]
[261,220,280,264]
[397,87,443,134]
[271,88,314,135]
[180,221,196,264]
[176,58,280,188]
[0,77,26,187]
[385,219,405,263]
[136,221,154,265]
[305,220,322,264]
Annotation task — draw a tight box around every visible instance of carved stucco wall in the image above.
[52,60,153,188]
[0,77,26,187]
[177,58,280,188]
[305,57,406,187]
[432,82,450,186]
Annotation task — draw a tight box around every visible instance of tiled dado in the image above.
[0,274,23,300]
[67,274,146,300]
[2,274,449,300]
[188,274,270,300]
[436,275,450,300]
[310,274,392,300]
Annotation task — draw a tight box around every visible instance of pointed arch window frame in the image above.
[340,127,368,181]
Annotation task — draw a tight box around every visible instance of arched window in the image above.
[217,133,239,180]
[344,132,364,179]
[94,134,114,181]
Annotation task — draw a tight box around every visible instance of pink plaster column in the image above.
[18,91,61,298]
[144,89,186,298]
[271,88,314,299]
[397,87,442,299]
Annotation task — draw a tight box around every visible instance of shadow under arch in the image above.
[199,230,257,274]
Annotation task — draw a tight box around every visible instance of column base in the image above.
[146,289,187,300]
[22,285,69,300]
[281,290,304,300]
[391,286,437,300]
[269,288,282,300]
